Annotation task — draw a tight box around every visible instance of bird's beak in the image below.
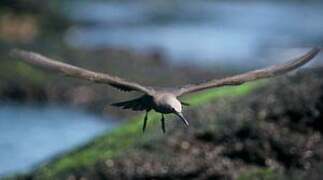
[175,112,189,127]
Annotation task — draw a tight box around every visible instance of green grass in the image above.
[16,81,266,179]
[237,168,282,180]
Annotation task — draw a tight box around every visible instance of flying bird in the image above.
[10,48,320,133]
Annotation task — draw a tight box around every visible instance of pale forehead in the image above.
[167,97,182,112]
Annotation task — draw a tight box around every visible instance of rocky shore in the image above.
[9,67,321,180]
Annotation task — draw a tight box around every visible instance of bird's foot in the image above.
[161,114,166,133]
[143,111,148,133]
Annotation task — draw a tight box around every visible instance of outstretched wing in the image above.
[175,48,320,96]
[10,49,153,94]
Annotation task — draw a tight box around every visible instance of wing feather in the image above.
[10,49,152,94]
[175,48,320,96]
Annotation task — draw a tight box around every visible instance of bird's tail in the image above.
[111,95,152,111]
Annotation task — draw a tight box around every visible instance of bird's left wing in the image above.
[175,48,320,96]
[10,49,153,94]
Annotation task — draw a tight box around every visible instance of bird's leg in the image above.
[143,111,149,133]
[161,114,166,133]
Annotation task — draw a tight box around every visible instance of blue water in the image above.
[63,1,323,67]
[0,104,117,176]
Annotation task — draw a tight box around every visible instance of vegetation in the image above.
[24,81,264,179]
[8,68,320,180]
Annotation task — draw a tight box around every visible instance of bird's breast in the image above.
[153,105,173,114]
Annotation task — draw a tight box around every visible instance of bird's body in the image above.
[10,48,320,133]
[111,92,189,132]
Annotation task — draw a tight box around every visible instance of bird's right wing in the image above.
[175,48,320,96]
[10,49,153,94]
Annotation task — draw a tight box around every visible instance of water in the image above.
[63,1,323,67]
[0,104,117,176]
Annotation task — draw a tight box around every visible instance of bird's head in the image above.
[164,95,189,127]
[165,96,182,113]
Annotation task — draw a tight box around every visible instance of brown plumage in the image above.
[10,48,320,133]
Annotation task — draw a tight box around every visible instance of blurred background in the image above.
[1,0,323,179]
